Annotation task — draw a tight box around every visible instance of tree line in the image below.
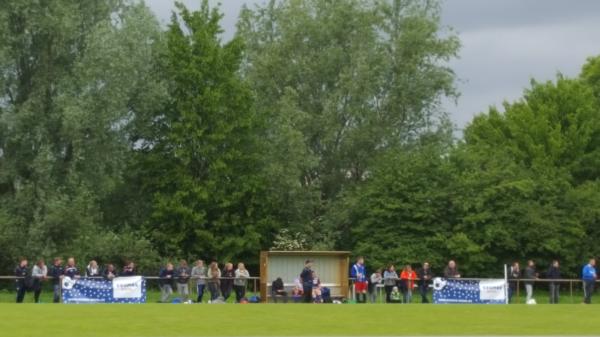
[0,0,598,277]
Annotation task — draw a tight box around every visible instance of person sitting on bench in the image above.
[272,277,288,303]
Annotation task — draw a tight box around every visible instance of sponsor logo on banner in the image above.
[113,276,143,299]
[479,279,506,301]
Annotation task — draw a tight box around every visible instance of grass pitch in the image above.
[1,304,600,337]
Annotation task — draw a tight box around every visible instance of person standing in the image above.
[191,260,207,303]
[368,268,383,303]
[32,259,48,303]
[444,260,461,278]
[176,260,191,302]
[417,262,433,303]
[64,257,80,279]
[159,263,175,303]
[524,260,538,302]
[48,257,64,303]
[383,264,398,303]
[508,262,520,303]
[15,258,30,303]
[582,258,597,304]
[122,261,136,276]
[207,261,221,302]
[234,262,250,303]
[351,256,367,303]
[300,260,314,303]
[221,262,235,301]
[400,264,417,304]
[547,260,561,304]
[103,264,118,280]
[86,260,100,278]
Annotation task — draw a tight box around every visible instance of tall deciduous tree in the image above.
[237,0,460,246]
[453,74,600,275]
[138,1,271,261]
[0,0,161,271]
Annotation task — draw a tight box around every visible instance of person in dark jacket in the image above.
[547,260,561,304]
[272,277,288,303]
[508,261,520,303]
[159,263,175,303]
[220,262,235,301]
[443,260,461,278]
[122,261,136,276]
[48,257,64,303]
[417,262,433,303]
[300,260,314,303]
[63,257,80,279]
[176,260,191,302]
[524,260,538,302]
[15,258,30,303]
[103,264,118,280]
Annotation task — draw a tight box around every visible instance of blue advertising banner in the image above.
[432,277,507,304]
[62,276,146,303]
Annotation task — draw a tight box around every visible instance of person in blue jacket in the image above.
[351,256,367,303]
[582,258,597,304]
[300,260,313,303]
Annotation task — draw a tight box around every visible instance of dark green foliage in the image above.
[136,1,273,262]
[0,0,599,278]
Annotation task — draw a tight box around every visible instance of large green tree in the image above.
[454,72,600,276]
[137,1,273,262]
[238,0,460,246]
[0,0,161,271]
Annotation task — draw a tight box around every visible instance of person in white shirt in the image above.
[86,260,100,277]
[32,259,48,303]
[369,268,383,303]
[234,262,250,302]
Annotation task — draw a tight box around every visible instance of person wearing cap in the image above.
[300,260,314,303]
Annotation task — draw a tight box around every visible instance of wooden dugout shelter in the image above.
[259,250,351,302]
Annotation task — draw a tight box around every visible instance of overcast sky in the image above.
[146,0,600,130]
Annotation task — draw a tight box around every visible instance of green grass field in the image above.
[1,303,600,336]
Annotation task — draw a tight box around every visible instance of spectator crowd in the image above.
[11,256,598,304]
[12,257,252,304]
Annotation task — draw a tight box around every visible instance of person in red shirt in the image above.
[400,264,417,304]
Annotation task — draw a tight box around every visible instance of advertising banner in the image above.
[432,277,507,304]
[62,276,146,303]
